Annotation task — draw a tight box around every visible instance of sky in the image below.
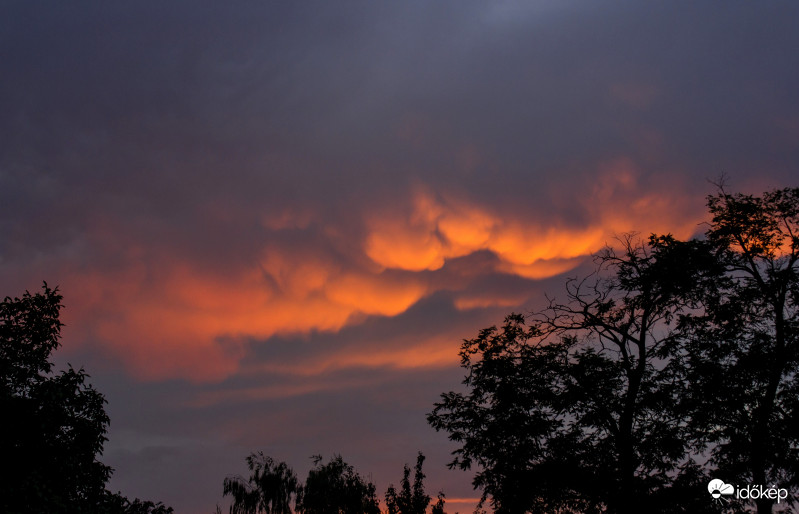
[2,1,798,512]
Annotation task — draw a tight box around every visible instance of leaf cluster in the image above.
[296,455,381,514]
[429,187,799,514]
[0,283,174,514]
[385,452,436,514]
[223,452,449,514]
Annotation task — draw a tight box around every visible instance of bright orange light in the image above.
[364,163,701,279]
[59,166,706,383]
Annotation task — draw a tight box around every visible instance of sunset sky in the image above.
[2,1,798,512]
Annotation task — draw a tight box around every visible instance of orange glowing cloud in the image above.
[187,333,466,407]
[325,273,427,317]
[59,164,704,383]
[365,189,606,276]
[62,246,429,382]
[364,162,701,281]
[588,158,702,238]
[262,334,460,378]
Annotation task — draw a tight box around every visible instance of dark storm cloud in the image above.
[4,0,795,244]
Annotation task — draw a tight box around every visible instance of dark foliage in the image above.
[385,452,447,514]
[223,451,450,514]
[223,452,299,514]
[429,187,799,514]
[429,238,716,514]
[295,455,381,514]
[103,493,175,514]
[0,284,172,514]
[675,187,799,514]
[1,284,111,513]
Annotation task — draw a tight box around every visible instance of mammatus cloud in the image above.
[57,163,703,383]
[365,191,604,278]
[366,159,700,277]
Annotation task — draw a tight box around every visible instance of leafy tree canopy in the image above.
[223,452,450,514]
[0,284,172,514]
[385,453,447,514]
[296,455,381,514]
[429,187,799,514]
[223,452,299,514]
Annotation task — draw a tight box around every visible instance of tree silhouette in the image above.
[429,235,719,514]
[429,187,799,514]
[0,283,172,514]
[103,494,175,514]
[222,452,452,514]
[295,455,381,514]
[385,452,447,514]
[430,492,447,514]
[223,452,299,514]
[1,283,110,513]
[675,187,799,514]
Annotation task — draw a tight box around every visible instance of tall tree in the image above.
[385,452,446,514]
[0,283,172,514]
[677,187,799,514]
[429,186,799,514]
[428,234,725,514]
[295,455,381,514]
[223,452,299,514]
[1,284,110,513]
